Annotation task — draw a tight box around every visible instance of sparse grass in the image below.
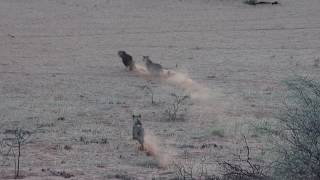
[171,156,220,180]
[252,120,277,138]
[108,173,137,180]
[77,136,108,145]
[136,159,160,169]
[210,128,225,138]
[42,168,74,178]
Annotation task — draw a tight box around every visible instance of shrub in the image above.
[270,77,320,179]
[172,155,220,180]
[164,93,190,121]
[244,0,257,5]
[219,136,269,180]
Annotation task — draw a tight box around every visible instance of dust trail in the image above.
[134,64,149,76]
[165,70,211,100]
[143,130,176,168]
[133,63,219,101]
[132,64,225,168]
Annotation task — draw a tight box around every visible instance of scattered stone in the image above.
[44,169,74,178]
[201,144,209,149]
[64,145,72,150]
[207,75,216,79]
[57,117,65,121]
[201,143,219,149]
[178,144,196,149]
[245,0,279,5]
[96,164,105,168]
[78,136,109,145]
[8,34,15,38]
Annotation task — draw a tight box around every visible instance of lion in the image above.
[118,50,135,71]
[132,114,144,150]
[142,56,163,76]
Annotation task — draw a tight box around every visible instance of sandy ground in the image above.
[0,0,320,179]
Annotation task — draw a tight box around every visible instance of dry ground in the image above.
[0,0,320,179]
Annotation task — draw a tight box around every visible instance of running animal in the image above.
[246,0,279,5]
[118,51,135,71]
[255,1,279,4]
[142,56,163,75]
[132,114,144,150]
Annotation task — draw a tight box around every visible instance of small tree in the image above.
[165,93,190,121]
[143,85,155,104]
[1,128,32,178]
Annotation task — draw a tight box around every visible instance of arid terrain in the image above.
[0,0,320,179]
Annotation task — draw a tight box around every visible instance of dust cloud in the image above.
[143,130,176,168]
[133,63,223,167]
[133,63,222,101]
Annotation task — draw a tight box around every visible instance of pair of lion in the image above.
[118,51,160,150]
[118,51,163,76]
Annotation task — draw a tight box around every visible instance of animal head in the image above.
[118,50,126,57]
[132,114,142,126]
[142,56,152,64]
[132,114,141,121]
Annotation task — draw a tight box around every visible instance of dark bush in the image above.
[272,77,320,179]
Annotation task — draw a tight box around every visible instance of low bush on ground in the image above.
[165,93,190,121]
